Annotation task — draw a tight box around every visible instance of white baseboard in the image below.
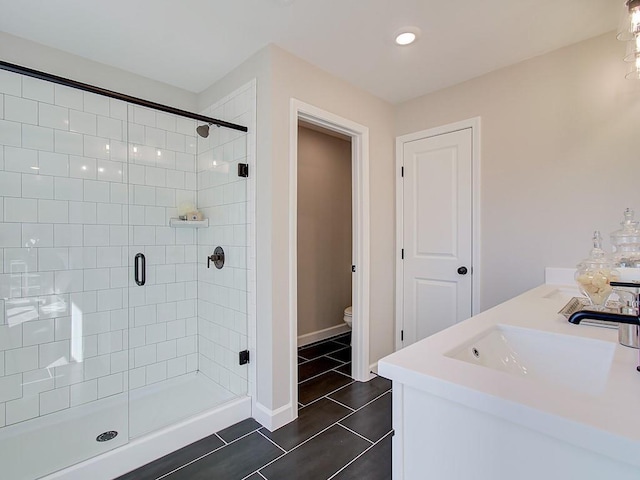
[252,401,295,432]
[298,324,351,347]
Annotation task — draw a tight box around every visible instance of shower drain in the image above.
[96,431,118,442]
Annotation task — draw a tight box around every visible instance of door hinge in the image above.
[401,330,404,341]
[352,265,356,273]
[239,350,250,365]
[238,163,249,178]
[401,166,404,177]
[401,248,404,259]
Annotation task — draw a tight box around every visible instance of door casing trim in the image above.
[289,99,372,417]
[395,117,482,351]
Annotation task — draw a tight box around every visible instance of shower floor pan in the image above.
[0,372,238,480]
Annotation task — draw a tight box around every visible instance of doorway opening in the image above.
[296,122,353,396]
[289,99,371,415]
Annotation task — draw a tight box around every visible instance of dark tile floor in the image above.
[116,333,392,480]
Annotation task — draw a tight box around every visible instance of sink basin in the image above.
[445,324,615,395]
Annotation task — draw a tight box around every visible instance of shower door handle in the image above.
[134,253,146,286]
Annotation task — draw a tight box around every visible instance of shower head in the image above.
[196,123,210,138]
[196,122,221,138]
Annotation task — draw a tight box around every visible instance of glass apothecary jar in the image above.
[575,231,620,310]
[610,208,640,269]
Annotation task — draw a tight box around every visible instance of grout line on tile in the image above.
[326,396,356,412]
[302,353,348,366]
[352,389,391,413]
[241,469,268,480]
[326,346,351,359]
[215,432,228,445]
[257,429,288,454]
[297,337,341,351]
[242,450,288,477]
[253,418,343,473]
[220,426,262,445]
[336,423,375,445]
[299,378,355,408]
[332,369,354,380]
[298,364,344,385]
[156,429,261,480]
[330,366,351,376]
[298,366,352,386]
[326,430,393,480]
[298,342,346,356]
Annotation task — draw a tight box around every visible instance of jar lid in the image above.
[611,208,640,246]
[578,230,615,269]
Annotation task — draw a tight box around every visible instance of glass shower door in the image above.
[195,98,250,399]
[0,70,130,479]
[126,104,208,437]
[126,96,251,438]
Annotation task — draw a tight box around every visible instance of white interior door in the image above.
[401,128,473,346]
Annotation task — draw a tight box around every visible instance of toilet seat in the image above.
[343,306,353,328]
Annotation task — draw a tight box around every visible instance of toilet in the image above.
[343,306,353,328]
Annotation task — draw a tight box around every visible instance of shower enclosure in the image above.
[0,65,251,479]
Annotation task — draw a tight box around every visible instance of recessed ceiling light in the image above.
[395,27,421,46]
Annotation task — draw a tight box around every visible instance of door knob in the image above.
[457,266,468,275]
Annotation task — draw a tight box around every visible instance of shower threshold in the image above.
[0,373,239,480]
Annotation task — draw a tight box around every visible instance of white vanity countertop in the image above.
[378,284,640,468]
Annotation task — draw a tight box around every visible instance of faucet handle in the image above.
[610,281,640,315]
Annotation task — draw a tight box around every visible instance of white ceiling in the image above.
[0,0,620,104]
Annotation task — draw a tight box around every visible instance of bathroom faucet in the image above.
[568,309,640,326]
[569,280,640,327]
[568,281,640,372]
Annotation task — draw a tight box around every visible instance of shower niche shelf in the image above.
[169,218,209,228]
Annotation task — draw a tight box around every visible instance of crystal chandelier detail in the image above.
[617,0,640,79]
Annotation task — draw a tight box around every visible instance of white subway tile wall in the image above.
[0,70,204,426]
[196,82,255,396]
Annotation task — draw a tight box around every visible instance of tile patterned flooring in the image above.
[117,333,392,480]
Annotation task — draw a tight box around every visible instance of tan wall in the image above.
[199,45,396,414]
[270,46,396,407]
[396,32,640,311]
[297,126,352,338]
[0,32,196,110]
